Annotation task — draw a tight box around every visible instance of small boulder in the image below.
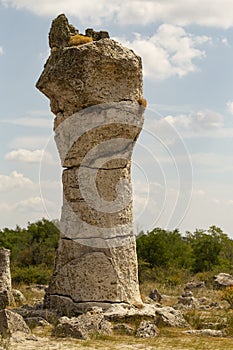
[178,296,195,306]
[184,329,225,337]
[136,321,159,338]
[182,291,193,297]
[103,303,156,321]
[214,273,233,288]
[184,281,205,290]
[149,289,162,303]
[52,307,112,339]
[155,307,189,328]
[0,309,31,338]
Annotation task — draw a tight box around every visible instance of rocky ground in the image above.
[1,276,233,350]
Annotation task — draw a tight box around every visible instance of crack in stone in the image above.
[64,164,128,171]
[47,293,129,305]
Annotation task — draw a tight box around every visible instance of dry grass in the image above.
[8,332,233,350]
[13,283,45,306]
[69,34,93,46]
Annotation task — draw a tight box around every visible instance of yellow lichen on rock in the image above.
[69,34,93,46]
[138,97,147,108]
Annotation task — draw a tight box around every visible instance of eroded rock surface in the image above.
[52,307,112,339]
[36,14,144,315]
[214,273,233,287]
[0,248,14,309]
[136,321,159,338]
[0,309,31,338]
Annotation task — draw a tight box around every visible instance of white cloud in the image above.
[0,196,56,219]
[5,149,43,163]
[2,0,233,28]
[10,136,50,149]
[2,117,51,128]
[191,153,233,173]
[0,46,3,55]
[117,24,209,80]
[164,110,224,131]
[5,149,54,164]
[0,171,33,191]
[15,196,56,213]
[227,101,233,115]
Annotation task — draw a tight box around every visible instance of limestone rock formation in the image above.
[155,307,189,328]
[52,307,112,339]
[36,14,144,315]
[0,309,31,339]
[0,248,14,309]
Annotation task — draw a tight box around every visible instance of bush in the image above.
[219,286,233,308]
[0,218,59,284]
[11,264,52,285]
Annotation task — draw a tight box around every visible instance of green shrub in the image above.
[11,264,52,285]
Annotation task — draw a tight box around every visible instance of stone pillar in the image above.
[0,248,14,309]
[36,14,144,315]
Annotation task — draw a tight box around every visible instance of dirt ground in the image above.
[7,334,233,350]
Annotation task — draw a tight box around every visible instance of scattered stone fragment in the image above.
[184,281,205,290]
[155,307,189,328]
[103,303,156,321]
[178,297,195,306]
[182,291,193,297]
[184,329,225,337]
[214,273,233,288]
[149,289,162,303]
[52,307,112,339]
[0,309,31,338]
[136,321,159,338]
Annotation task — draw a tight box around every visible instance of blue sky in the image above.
[0,0,233,236]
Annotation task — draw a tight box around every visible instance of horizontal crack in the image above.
[47,293,128,305]
[65,234,134,241]
[64,164,128,171]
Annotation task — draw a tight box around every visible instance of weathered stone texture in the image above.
[52,307,112,339]
[214,273,233,287]
[0,309,30,338]
[36,14,144,315]
[136,321,159,338]
[0,248,14,309]
[36,39,142,120]
[44,238,142,314]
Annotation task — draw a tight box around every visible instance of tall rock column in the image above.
[36,14,145,315]
[0,248,14,309]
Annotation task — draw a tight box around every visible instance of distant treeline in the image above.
[0,219,232,285]
[137,226,233,286]
[0,219,59,284]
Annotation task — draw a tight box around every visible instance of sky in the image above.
[0,0,233,236]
